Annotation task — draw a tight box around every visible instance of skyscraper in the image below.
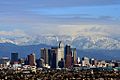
[50,48,57,68]
[41,48,49,67]
[50,41,65,68]
[28,53,36,66]
[39,58,45,68]
[65,45,72,68]
[58,58,65,68]
[58,41,64,59]
[11,53,18,64]
[71,48,77,65]
[48,49,52,66]
[0,57,10,68]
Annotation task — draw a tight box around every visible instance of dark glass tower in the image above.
[50,49,57,68]
[11,53,18,64]
[28,53,36,66]
[65,45,72,68]
[41,48,49,66]
[71,48,77,65]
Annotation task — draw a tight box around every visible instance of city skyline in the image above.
[0,41,120,80]
[0,41,120,69]
[0,1,120,79]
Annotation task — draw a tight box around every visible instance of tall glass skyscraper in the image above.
[41,48,49,67]
[65,45,72,68]
[11,53,18,64]
[28,53,36,66]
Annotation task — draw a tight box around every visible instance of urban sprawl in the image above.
[0,41,120,80]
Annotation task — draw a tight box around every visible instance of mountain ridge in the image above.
[0,43,120,60]
[1,33,120,50]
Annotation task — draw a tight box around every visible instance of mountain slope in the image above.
[72,34,120,50]
[0,26,120,59]
[1,26,120,50]
[1,33,120,50]
[0,43,120,60]
[0,43,51,58]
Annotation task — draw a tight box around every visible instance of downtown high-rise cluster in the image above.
[0,41,120,71]
[0,41,78,69]
[40,41,77,68]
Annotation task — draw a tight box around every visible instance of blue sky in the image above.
[0,0,120,36]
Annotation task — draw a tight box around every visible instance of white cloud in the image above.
[57,24,120,37]
[0,29,28,37]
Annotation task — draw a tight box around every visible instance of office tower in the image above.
[0,57,10,68]
[51,42,65,68]
[11,53,18,64]
[24,58,28,65]
[71,48,77,65]
[77,57,80,64]
[65,45,70,60]
[48,49,51,66]
[18,58,25,65]
[58,58,65,68]
[36,59,42,68]
[53,41,65,68]
[41,48,49,67]
[50,48,57,68]
[39,58,45,68]
[57,48,63,67]
[28,53,36,66]
[90,58,98,67]
[58,41,64,59]
[82,57,90,67]
[65,45,72,68]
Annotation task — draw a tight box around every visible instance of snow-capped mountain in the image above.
[0,26,120,50]
[1,26,120,59]
[72,33,120,50]
[0,38,15,44]
[0,33,120,50]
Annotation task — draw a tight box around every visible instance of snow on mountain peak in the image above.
[0,38,15,44]
[0,26,120,50]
